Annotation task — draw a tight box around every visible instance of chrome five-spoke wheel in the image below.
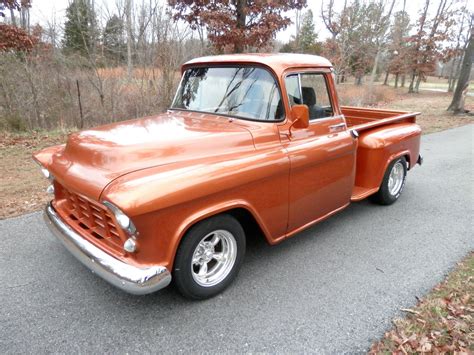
[173,214,246,299]
[191,230,237,287]
[388,161,405,196]
[370,156,407,205]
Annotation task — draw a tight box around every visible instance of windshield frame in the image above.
[170,64,286,123]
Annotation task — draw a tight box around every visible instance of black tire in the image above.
[173,214,246,300]
[370,156,407,205]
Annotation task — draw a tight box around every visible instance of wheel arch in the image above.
[168,202,272,269]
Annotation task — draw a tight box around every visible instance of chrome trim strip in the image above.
[43,202,171,295]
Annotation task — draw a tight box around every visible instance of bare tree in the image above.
[407,0,455,93]
[448,8,472,92]
[125,0,132,80]
[369,0,396,86]
[447,24,473,114]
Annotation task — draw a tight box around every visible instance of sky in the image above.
[12,0,474,43]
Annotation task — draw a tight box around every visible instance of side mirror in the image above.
[289,105,309,136]
[291,105,310,129]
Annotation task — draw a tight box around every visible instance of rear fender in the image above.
[355,123,421,191]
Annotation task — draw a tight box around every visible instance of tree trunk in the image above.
[415,75,422,92]
[234,0,246,53]
[20,6,26,29]
[408,71,417,93]
[450,53,464,92]
[449,7,466,93]
[10,8,16,26]
[24,60,42,129]
[447,58,456,92]
[90,0,95,56]
[370,49,381,85]
[394,73,399,88]
[383,71,390,85]
[76,80,84,129]
[125,0,133,81]
[401,74,406,87]
[448,31,474,113]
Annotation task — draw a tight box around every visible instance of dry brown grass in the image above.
[0,131,68,219]
[375,87,474,134]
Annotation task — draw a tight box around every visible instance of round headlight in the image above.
[102,201,137,236]
[116,213,130,229]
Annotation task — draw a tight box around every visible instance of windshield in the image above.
[172,66,284,121]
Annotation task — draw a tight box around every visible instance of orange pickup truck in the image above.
[35,54,422,299]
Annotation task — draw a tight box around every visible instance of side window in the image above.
[284,75,302,106]
[300,73,333,119]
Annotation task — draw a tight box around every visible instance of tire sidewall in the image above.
[173,214,246,300]
[383,157,407,203]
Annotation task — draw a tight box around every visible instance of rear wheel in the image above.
[173,214,246,300]
[370,156,407,205]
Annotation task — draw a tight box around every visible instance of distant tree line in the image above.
[312,0,472,101]
[0,0,472,131]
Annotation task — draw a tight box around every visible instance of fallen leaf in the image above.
[401,308,421,315]
[421,342,432,352]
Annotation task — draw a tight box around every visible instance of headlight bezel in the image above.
[102,201,138,248]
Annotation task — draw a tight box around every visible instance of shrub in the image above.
[0,50,182,132]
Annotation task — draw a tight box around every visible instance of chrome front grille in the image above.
[54,183,126,254]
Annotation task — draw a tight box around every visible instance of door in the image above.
[280,72,356,233]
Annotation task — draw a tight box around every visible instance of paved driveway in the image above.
[1,125,473,353]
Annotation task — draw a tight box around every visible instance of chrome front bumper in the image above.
[43,202,172,295]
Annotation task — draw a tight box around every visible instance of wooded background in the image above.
[0,0,472,131]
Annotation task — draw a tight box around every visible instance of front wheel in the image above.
[173,214,246,300]
[370,156,407,205]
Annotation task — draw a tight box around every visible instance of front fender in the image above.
[101,148,290,269]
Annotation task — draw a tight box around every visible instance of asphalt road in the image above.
[1,125,473,354]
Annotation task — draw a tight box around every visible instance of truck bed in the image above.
[341,106,420,131]
[342,106,422,202]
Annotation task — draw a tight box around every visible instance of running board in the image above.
[351,186,379,201]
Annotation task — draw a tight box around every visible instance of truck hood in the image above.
[46,111,256,200]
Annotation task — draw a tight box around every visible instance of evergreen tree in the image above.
[299,10,317,53]
[280,10,321,55]
[63,0,96,56]
[103,15,125,63]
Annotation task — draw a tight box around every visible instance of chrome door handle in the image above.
[329,123,346,132]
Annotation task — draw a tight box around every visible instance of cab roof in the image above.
[182,53,333,76]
